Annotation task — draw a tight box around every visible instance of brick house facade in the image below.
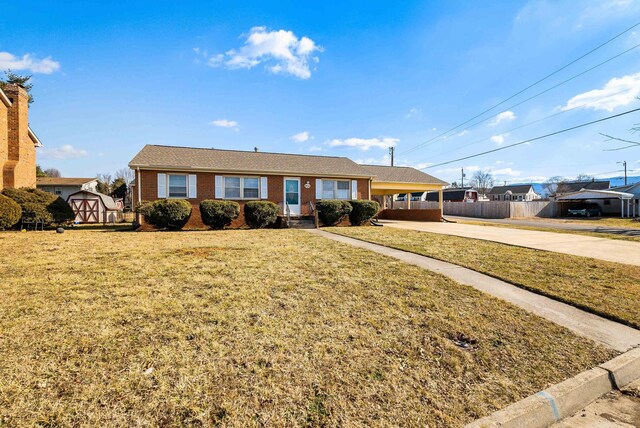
[129,145,446,229]
[0,84,41,191]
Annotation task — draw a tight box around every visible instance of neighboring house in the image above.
[37,177,98,201]
[0,84,42,191]
[128,145,447,228]
[607,182,640,216]
[553,180,610,198]
[425,187,478,203]
[67,190,122,224]
[488,184,540,201]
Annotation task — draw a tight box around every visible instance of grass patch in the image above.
[328,226,640,329]
[0,229,614,426]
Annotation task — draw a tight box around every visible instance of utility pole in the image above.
[618,160,627,185]
[389,147,394,166]
[461,168,465,188]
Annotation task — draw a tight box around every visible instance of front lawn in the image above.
[0,229,614,426]
[328,226,640,329]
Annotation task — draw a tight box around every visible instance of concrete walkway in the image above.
[307,229,640,352]
[381,220,640,266]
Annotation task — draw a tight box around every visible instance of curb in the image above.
[466,346,640,428]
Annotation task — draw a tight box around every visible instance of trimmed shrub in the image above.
[47,197,75,225]
[348,200,380,226]
[1,187,74,226]
[141,199,192,230]
[244,201,279,229]
[0,194,21,229]
[317,200,352,226]
[200,200,240,230]
[136,201,154,218]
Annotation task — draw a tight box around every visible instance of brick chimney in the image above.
[2,84,36,189]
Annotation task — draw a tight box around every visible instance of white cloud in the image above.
[490,111,516,126]
[0,51,60,74]
[436,165,480,174]
[455,130,470,137]
[211,119,239,131]
[355,155,391,165]
[561,72,640,112]
[207,26,322,79]
[309,146,322,152]
[491,167,521,176]
[290,131,310,142]
[406,107,421,118]
[327,137,398,151]
[39,144,88,160]
[490,134,508,145]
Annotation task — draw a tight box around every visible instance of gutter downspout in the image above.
[137,168,142,223]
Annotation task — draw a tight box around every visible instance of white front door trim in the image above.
[284,177,301,216]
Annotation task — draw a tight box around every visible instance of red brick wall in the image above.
[2,85,35,189]
[134,169,372,229]
[377,209,442,222]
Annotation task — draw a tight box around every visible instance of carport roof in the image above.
[556,189,633,200]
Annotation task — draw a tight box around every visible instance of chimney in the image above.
[2,84,35,188]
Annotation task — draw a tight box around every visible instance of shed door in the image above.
[71,199,100,223]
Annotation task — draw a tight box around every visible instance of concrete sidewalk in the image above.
[382,220,640,266]
[308,229,640,352]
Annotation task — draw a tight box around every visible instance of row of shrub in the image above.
[0,188,75,230]
[317,199,380,226]
[138,199,280,230]
[137,198,379,231]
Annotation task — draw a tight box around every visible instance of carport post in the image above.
[407,195,411,210]
[621,199,624,218]
[438,189,443,218]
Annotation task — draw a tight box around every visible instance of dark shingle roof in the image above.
[488,184,534,195]
[129,145,371,178]
[36,177,97,186]
[128,145,448,185]
[556,181,610,195]
[360,164,448,185]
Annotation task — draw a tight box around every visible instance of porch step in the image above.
[280,215,316,229]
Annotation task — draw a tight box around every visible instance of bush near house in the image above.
[0,194,21,229]
[1,187,74,226]
[317,200,352,226]
[138,199,192,230]
[244,201,279,229]
[200,200,240,230]
[348,200,380,225]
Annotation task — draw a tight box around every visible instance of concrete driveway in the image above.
[382,220,640,266]
[446,216,640,237]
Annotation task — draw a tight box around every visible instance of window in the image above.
[168,174,187,198]
[322,179,350,199]
[54,187,62,195]
[224,176,260,199]
[243,177,259,199]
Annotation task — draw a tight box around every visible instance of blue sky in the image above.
[2,0,640,184]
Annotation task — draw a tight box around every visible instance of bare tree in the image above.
[575,173,593,182]
[43,168,62,177]
[469,170,494,197]
[96,173,112,194]
[543,176,565,197]
[114,168,134,186]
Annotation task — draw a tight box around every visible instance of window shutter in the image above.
[188,174,197,198]
[315,179,323,200]
[260,177,268,199]
[215,175,223,199]
[157,173,167,198]
[351,180,358,200]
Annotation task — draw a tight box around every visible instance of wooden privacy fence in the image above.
[392,200,558,219]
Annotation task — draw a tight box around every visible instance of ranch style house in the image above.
[129,144,447,228]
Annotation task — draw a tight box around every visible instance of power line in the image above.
[416,88,635,163]
[398,21,640,156]
[424,107,640,169]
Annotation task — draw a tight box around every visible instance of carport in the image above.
[556,189,636,218]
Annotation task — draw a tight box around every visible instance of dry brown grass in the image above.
[328,226,640,329]
[0,229,614,427]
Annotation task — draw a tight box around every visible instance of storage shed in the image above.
[67,190,122,224]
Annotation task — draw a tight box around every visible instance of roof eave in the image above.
[129,164,374,179]
[28,127,43,147]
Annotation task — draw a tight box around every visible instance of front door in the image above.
[284,177,301,216]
